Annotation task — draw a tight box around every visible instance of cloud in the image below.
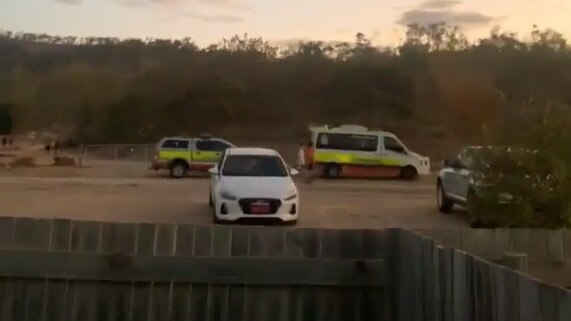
[54,0,255,13]
[168,11,245,23]
[108,0,253,11]
[397,9,493,26]
[55,0,82,5]
[195,0,255,13]
[108,0,184,6]
[397,0,494,27]
[419,0,462,9]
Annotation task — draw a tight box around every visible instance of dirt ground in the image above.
[0,161,469,228]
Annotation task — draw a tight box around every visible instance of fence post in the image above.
[503,251,528,273]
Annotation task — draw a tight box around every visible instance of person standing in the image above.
[303,142,316,184]
[295,143,306,170]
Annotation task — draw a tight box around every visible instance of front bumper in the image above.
[214,198,299,222]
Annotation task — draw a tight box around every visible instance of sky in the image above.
[1,0,571,47]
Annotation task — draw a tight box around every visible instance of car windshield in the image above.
[222,155,288,177]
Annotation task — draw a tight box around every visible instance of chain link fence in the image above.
[83,144,155,162]
[82,142,299,164]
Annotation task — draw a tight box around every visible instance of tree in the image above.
[0,104,13,135]
[475,101,571,228]
[0,24,569,151]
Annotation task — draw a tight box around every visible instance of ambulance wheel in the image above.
[170,161,188,178]
[400,166,418,181]
[325,164,341,178]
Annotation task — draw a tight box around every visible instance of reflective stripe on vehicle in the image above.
[158,150,191,160]
[191,151,220,164]
[314,151,404,167]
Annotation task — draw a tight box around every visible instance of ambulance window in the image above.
[196,140,231,152]
[161,139,189,149]
[316,133,378,152]
[383,137,406,154]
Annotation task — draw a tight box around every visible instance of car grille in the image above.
[239,198,281,214]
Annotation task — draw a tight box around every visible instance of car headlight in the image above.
[220,190,238,201]
[284,193,298,201]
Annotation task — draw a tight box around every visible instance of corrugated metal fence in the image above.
[0,217,386,321]
[389,229,571,321]
[0,216,570,321]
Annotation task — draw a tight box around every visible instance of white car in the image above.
[208,148,300,224]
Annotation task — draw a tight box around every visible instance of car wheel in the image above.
[284,219,298,226]
[213,214,229,225]
[325,164,341,178]
[170,162,188,179]
[400,166,418,180]
[437,181,454,213]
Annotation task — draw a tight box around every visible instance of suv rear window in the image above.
[161,139,189,149]
[196,140,232,152]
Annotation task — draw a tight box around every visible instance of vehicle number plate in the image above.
[250,202,270,214]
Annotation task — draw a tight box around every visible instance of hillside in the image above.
[1,24,570,160]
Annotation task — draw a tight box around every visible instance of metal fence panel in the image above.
[84,144,154,162]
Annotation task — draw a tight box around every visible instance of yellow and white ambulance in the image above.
[151,135,234,178]
[308,124,430,179]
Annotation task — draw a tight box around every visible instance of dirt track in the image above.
[0,161,468,229]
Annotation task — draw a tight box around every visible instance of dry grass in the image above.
[53,156,77,167]
[13,156,36,167]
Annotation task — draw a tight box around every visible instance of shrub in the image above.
[474,102,571,228]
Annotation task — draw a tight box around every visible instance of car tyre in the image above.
[325,164,341,179]
[437,180,454,213]
[400,166,418,181]
[284,219,298,226]
[170,161,188,179]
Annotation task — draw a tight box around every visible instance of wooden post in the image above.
[503,251,528,273]
[77,144,85,167]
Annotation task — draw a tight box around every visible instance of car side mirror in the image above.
[208,167,219,175]
[289,168,299,176]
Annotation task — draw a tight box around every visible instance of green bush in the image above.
[474,102,571,228]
